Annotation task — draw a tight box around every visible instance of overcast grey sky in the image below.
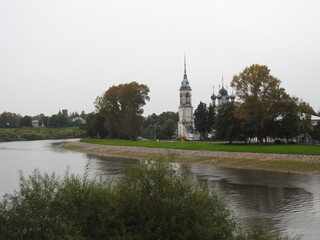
[1,0,319,117]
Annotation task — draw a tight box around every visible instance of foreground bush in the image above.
[0,161,299,240]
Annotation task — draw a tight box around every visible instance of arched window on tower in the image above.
[186,92,190,104]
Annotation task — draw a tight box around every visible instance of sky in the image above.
[1,0,319,117]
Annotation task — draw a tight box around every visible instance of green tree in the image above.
[163,119,177,139]
[142,112,178,139]
[208,103,216,132]
[0,112,19,128]
[85,112,108,138]
[231,64,290,143]
[310,121,320,143]
[215,102,241,143]
[194,101,210,139]
[273,97,300,141]
[48,112,68,128]
[297,100,314,143]
[19,115,33,128]
[95,82,150,140]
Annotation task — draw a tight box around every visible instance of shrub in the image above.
[0,161,299,240]
[0,131,19,142]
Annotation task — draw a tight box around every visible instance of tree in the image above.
[95,82,150,140]
[85,112,108,138]
[19,115,33,128]
[297,100,314,143]
[231,64,290,144]
[163,119,177,139]
[194,102,210,139]
[47,112,68,128]
[273,97,300,141]
[0,112,19,128]
[215,102,241,143]
[142,112,178,139]
[310,121,320,143]
[208,103,216,132]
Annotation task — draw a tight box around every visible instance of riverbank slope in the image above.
[62,141,320,175]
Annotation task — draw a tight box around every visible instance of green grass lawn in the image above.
[81,138,320,155]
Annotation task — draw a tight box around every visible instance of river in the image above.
[0,139,319,239]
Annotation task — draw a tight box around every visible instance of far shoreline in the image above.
[62,140,320,175]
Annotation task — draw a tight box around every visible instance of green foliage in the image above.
[310,122,320,142]
[163,119,177,139]
[95,82,150,140]
[142,111,179,140]
[85,112,108,138]
[215,102,241,143]
[19,115,33,128]
[272,97,300,141]
[231,65,292,143]
[297,101,314,143]
[0,161,298,240]
[0,127,85,142]
[0,131,19,142]
[0,112,19,128]
[48,113,68,128]
[194,101,210,139]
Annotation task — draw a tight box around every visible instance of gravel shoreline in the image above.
[63,141,320,175]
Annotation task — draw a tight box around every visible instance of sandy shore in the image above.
[62,141,320,175]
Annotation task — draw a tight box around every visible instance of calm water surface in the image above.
[1,139,319,239]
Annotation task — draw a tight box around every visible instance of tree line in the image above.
[194,64,320,143]
[0,111,87,129]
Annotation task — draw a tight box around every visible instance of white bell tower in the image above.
[177,55,194,139]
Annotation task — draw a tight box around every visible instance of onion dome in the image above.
[211,85,216,100]
[218,87,228,96]
[230,89,236,100]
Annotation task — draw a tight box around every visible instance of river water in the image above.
[0,139,319,239]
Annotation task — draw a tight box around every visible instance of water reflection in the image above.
[192,165,320,239]
[1,140,320,239]
[87,154,139,176]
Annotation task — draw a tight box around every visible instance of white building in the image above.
[177,57,199,140]
[210,78,236,110]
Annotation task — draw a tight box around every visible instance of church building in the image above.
[177,57,236,140]
[177,56,199,139]
[211,79,236,109]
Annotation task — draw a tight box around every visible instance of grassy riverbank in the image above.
[0,127,86,142]
[64,141,320,174]
[81,138,320,155]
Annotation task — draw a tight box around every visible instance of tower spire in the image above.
[184,53,187,76]
[222,76,224,88]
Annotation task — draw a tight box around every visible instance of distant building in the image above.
[311,115,320,126]
[62,109,68,117]
[32,120,39,127]
[177,56,200,140]
[72,117,86,124]
[211,78,236,110]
